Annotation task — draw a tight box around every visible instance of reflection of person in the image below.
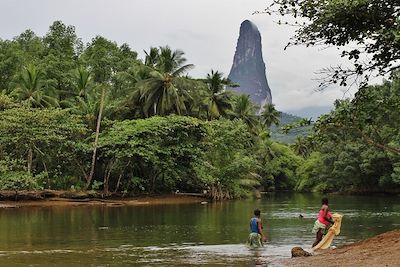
[248,209,266,247]
[312,197,334,248]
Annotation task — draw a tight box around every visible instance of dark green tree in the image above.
[203,70,235,120]
[41,21,81,97]
[11,64,58,108]
[261,103,281,127]
[231,94,259,131]
[139,46,194,116]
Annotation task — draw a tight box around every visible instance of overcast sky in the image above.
[0,0,362,117]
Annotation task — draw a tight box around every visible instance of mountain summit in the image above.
[228,20,272,106]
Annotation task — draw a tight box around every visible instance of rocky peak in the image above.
[228,20,272,107]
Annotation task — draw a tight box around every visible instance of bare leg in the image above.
[312,229,323,248]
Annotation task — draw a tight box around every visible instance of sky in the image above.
[0,0,364,117]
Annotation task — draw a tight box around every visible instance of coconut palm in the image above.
[139,46,194,116]
[144,47,160,68]
[72,66,95,98]
[204,70,235,120]
[231,94,259,131]
[60,66,95,107]
[261,103,281,127]
[70,91,101,130]
[292,136,310,158]
[70,87,117,129]
[11,64,58,108]
[293,135,315,158]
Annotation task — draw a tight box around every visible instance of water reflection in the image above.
[0,193,398,266]
[249,249,267,267]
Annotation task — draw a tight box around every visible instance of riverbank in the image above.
[0,190,207,208]
[284,229,400,267]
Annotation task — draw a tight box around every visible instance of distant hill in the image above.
[270,112,312,144]
[285,105,332,120]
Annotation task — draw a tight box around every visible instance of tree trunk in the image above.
[27,146,33,174]
[114,160,131,193]
[85,84,107,190]
[103,160,114,195]
[42,160,50,189]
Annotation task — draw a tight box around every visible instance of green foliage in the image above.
[202,70,235,119]
[41,21,81,96]
[0,158,39,190]
[270,112,312,144]
[295,152,322,191]
[137,46,194,116]
[0,108,89,188]
[197,119,258,199]
[11,64,58,108]
[81,36,137,84]
[261,103,280,127]
[0,30,44,91]
[266,0,400,87]
[7,19,399,198]
[0,172,39,190]
[0,93,18,110]
[256,140,304,191]
[307,74,400,192]
[99,116,206,193]
[230,94,259,132]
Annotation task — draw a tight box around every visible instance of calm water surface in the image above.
[0,193,398,266]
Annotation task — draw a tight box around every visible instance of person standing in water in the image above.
[312,197,335,248]
[248,209,266,247]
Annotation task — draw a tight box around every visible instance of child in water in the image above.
[312,197,335,248]
[248,209,266,247]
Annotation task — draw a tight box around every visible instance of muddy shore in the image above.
[0,190,207,208]
[284,229,400,267]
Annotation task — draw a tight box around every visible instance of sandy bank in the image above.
[284,229,400,267]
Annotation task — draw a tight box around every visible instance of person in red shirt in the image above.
[312,197,335,248]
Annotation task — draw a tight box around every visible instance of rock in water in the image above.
[291,247,312,257]
[228,20,272,107]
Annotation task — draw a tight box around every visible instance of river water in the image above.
[0,193,398,266]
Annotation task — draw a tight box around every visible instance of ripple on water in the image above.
[0,243,296,266]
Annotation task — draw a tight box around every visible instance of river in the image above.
[0,193,398,266]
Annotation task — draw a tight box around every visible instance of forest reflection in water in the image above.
[0,193,398,266]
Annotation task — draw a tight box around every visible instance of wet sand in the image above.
[284,229,400,267]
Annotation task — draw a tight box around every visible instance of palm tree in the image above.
[60,66,96,108]
[139,46,194,116]
[231,94,259,131]
[114,64,155,119]
[11,64,58,108]
[204,70,235,120]
[144,47,160,68]
[261,103,281,127]
[72,66,95,98]
[70,92,100,129]
[292,136,310,158]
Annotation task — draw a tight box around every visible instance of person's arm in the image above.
[323,206,334,224]
[257,219,266,241]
